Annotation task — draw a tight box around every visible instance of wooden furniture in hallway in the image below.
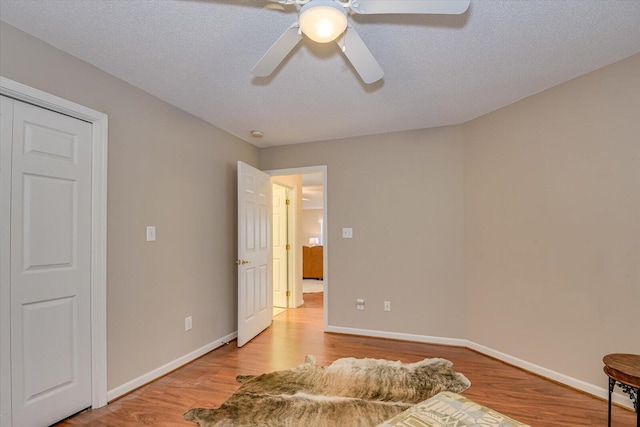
[303,245,323,279]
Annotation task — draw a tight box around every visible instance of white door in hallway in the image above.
[237,161,272,347]
[272,183,289,308]
[1,96,93,427]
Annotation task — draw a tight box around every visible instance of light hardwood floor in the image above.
[58,293,636,426]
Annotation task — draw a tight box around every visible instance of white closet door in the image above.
[8,97,93,427]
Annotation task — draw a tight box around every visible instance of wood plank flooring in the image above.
[58,293,636,426]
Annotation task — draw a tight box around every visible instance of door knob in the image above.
[236,259,251,265]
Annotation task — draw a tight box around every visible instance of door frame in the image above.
[266,166,328,331]
[0,77,108,417]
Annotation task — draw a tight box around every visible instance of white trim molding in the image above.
[466,341,635,411]
[107,332,237,402]
[0,92,14,427]
[0,76,109,409]
[326,325,634,411]
[326,325,468,348]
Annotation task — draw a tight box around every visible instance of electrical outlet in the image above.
[356,298,365,310]
[185,316,192,331]
[384,301,391,312]
[342,227,353,238]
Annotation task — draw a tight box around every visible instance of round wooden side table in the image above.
[603,353,640,427]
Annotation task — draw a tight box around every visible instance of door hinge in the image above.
[286,244,291,251]
[286,290,291,297]
[285,199,290,205]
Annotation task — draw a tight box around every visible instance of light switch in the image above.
[146,226,156,242]
[342,227,353,239]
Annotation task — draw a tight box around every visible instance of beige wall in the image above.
[302,209,323,246]
[463,53,640,387]
[0,22,259,389]
[260,127,466,338]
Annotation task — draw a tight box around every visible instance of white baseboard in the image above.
[326,326,635,411]
[106,331,237,402]
[466,341,635,411]
[106,327,635,412]
[325,325,468,347]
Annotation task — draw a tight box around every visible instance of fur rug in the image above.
[183,355,470,427]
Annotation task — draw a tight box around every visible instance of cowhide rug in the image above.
[183,355,470,427]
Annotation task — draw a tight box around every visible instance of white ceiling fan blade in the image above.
[252,26,302,77]
[265,0,296,4]
[351,0,470,15]
[264,3,287,11]
[336,26,384,84]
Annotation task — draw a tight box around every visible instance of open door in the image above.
[272,183,290,308]
[237,161,272,347]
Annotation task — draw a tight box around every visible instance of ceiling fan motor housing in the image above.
[299,0,348,43]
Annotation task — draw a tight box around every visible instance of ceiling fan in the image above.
[252,0,471,84]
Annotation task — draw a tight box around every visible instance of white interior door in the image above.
[4,97,93,427]
[272,183,289,308]
[237,161,272,347]
[272,184,291,308]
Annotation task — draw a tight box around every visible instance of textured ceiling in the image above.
[1,0,640,147]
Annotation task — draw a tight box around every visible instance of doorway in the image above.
[268,166,327,330]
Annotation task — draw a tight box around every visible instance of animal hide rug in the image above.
[183,355,470,427]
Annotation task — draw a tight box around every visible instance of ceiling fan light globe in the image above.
[299,1,348,43]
